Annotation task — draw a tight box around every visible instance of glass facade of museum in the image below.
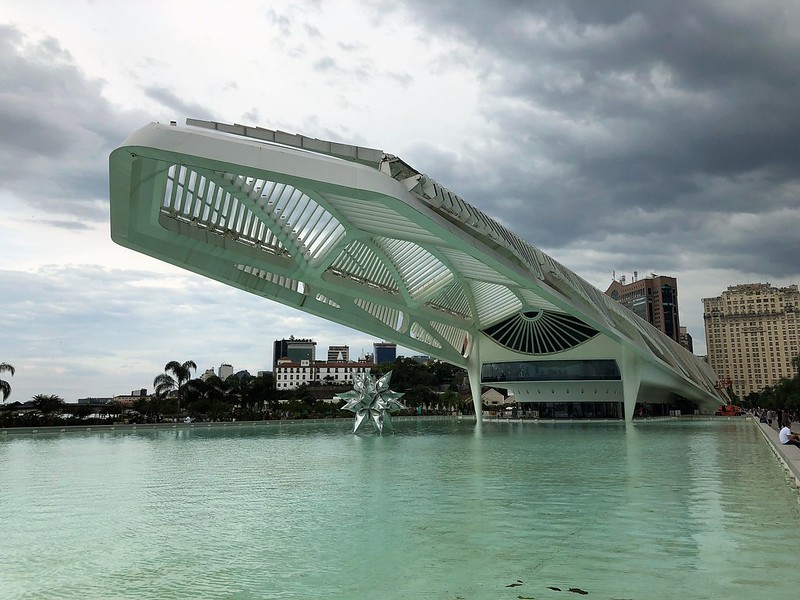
[482,360,625,419]
[481,359,621,383]
[514,401,622,419]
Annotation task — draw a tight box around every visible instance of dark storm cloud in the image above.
[0,25,148,222]
[392,1,800,279]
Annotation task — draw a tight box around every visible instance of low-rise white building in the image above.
[275,359,372,390]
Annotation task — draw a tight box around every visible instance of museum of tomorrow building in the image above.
[109,119,723,421]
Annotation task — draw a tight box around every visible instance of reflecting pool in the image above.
[1,418,798,599]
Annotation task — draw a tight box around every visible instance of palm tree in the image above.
[153,360,197,408]
[183,375,234,421]
[32,394,65,416]
[1,362,15,402]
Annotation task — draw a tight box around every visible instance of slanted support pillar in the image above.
[621,346,642,422]
[466,335,483,424]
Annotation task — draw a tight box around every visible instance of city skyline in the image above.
[78,340,402,401]
[3,1,800,402]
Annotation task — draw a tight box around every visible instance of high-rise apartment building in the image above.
[218,363,234,381]
[679,327,693,353]
[703,283,800,398]
[328,345,350,362]
[605,273,681,342]
[273,337,316,370]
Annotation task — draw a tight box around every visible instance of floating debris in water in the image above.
[568,588,588,595]
[547,586,561,591]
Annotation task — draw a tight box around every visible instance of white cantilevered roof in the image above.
[109,119,720,406]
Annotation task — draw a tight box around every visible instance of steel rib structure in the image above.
[109,119,722,420]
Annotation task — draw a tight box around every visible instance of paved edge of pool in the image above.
[755,419,800,490]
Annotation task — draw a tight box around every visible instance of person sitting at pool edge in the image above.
[779,421,800,448]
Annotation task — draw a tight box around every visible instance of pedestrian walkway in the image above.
[756,419,800,487]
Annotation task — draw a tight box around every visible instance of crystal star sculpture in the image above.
[336,371,406,434]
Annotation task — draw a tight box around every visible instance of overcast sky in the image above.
[2,0,799,402]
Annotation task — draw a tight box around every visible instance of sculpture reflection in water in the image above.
[336,371,406,434]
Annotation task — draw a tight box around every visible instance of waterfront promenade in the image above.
[755,419,800,487]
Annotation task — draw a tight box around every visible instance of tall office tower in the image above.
[273,337,317,370]
[373,341,397,364]
[328,345,350,362]
[679,327,693,352]
[703,283,800,399]
[218,363,234,381]
[605,273,681,342]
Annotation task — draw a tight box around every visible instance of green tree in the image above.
[250,373,278,414]
[429,360,466,389]
[153,360,197,408]
[71,404,93,420]
[371,357,435,391]
[440,389,460,412]
[133,397,152,420]
[1,362,15,402]
[225,375,252,415]
[32,394,65,417]
[226,373,279,419]
[105,400,126,421]
[187,375,235,420]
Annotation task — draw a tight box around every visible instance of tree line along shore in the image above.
[0,358,473,428]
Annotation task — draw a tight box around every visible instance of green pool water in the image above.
[1,418,798,599]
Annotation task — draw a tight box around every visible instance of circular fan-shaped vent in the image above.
[483,310,599,354]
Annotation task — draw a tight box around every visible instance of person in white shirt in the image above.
[779,422,800,448]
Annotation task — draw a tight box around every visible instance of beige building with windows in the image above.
[703,283,800,398]
[274,358,372,390]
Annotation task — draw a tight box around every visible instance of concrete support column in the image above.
[466,335,483,424]
[621,346,642,422]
